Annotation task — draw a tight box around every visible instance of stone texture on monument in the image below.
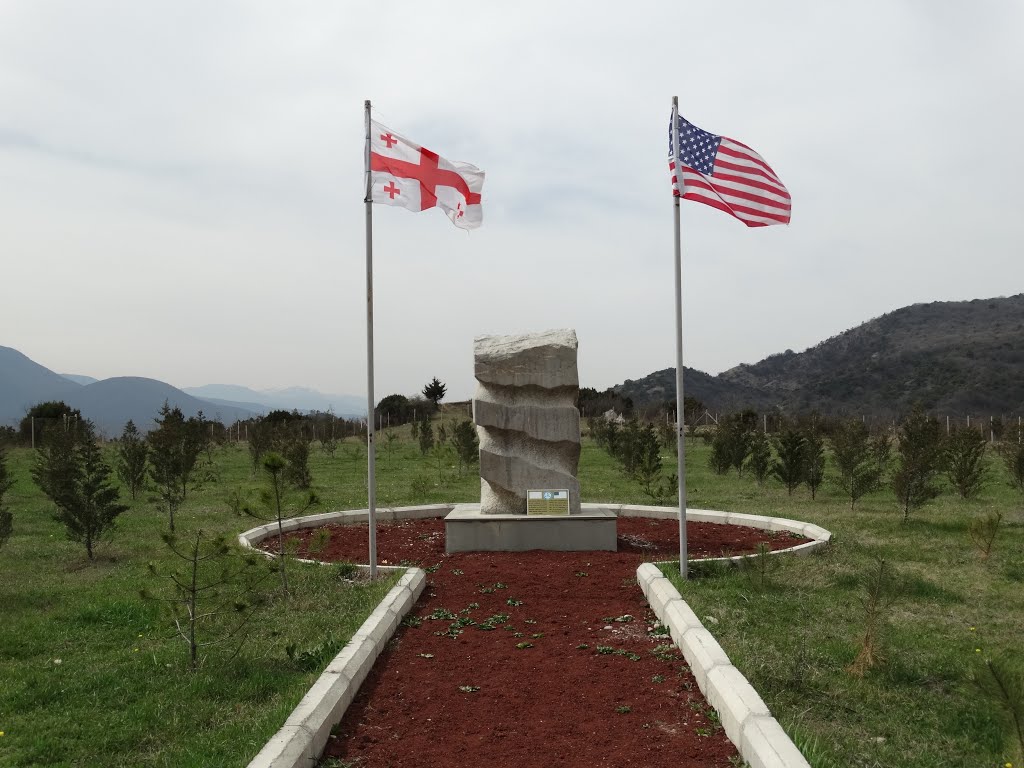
[473,329,581,515]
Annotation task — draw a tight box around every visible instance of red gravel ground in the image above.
[276,518,807,768]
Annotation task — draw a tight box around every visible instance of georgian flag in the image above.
[368,119,484,230]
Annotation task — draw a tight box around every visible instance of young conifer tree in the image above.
[831,419,890,509]
[116,420,149,500]
[746,429,772,486]
[771,427,807,496]
[944,426,987,499]
[802,431,826,500]
[0,446,14,549]
[33,422,128,560]
[892,408,944,522]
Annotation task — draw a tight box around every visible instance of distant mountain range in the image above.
[0,346,364,436]
[181,384,364,417]
[615,295,1024,418]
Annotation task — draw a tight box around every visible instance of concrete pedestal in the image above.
[444,503,617,553]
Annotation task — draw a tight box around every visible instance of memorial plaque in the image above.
[526,489,570,516]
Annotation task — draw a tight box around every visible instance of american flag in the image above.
[669,113,791,227]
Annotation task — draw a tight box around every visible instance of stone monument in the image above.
[474,328,582,515]
[444,329,616,553]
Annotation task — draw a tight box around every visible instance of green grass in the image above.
[657,439,1024,768]
[2,421,1023,767]
[0,441,403,768]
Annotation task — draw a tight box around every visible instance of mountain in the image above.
[0,346,81,425]
[615,366,772,414]
[61,374,99,386]
[0,347,256,435]
[62,377,256,436]
[183,384,365,416]
[615,295,1024,417]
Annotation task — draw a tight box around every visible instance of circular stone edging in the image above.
[238,504,830,768]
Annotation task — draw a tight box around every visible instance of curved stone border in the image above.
[238,504,830,768]
[590,504,832,564]
[638,562,811,768]
[246,567,426,768]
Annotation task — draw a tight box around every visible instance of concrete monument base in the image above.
[444,503,617,553]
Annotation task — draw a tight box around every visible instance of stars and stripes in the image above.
[669,114,791,227]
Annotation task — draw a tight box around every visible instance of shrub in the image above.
[831,419,890,509]
[892,408,944,522]
[945,426,987,499]
[772,428,807,496]
[33,423,128,560]
[0,446,14,549]
[115,420,149,500]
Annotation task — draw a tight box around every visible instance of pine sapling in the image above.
[746,429,772,486]
[143,529,271,670]
[0,446,14,549]
[802,431,826,500]
[116,420,149,500]
[244,453,317,595]
[848,558,902,677]
[973,653,1024,763]
[969,511,1003,561]
[945,426,987,499]
[772,428,807,496]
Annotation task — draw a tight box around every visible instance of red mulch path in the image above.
[275,518,807,768]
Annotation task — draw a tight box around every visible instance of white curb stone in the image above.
[742,716,812,768]
[679,627,731,691]
[635,563,662,598]
[246,567,425,768]
[705,664,772,746]
[640,560,813,768]
[662,600,702,645]
[646,577,681,617]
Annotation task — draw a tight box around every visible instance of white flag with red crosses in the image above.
[368,120,484,230]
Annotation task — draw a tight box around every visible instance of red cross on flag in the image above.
[368,119,484,230]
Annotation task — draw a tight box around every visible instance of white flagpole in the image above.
[671,95,689,579]
[364,99,378,579]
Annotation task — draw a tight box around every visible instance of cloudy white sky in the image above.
[2,1,1022,403]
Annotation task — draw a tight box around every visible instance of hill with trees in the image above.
[615,295,1024,418]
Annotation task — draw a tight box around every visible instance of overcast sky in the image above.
[2,1,1022,403]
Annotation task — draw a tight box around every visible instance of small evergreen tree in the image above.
[247,419,272,474]
[633,424,674,503]
[725,418,754,477]
[450,420,479,476]
[31,417,83,504]
[945,426,987,499]
[143,529,270,670]
[772,428,807,496]
[892,408,944,522]
[418,416,435,456]
[831,419,890,509]
[34,424,128,560]
[998,424,1024,494]
[421,377,447,407]
[0,446,14,549]
[244,453,317,595]
[116,420,149,500]
[282,435,313,489]
[708,427,733,475]
[746,430,772,486]
[802,431,826,500]
[148,403,206,532]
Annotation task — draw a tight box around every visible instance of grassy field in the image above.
[2,422,1023,767]
[654,439,1024,768]
[0,440,408,768]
